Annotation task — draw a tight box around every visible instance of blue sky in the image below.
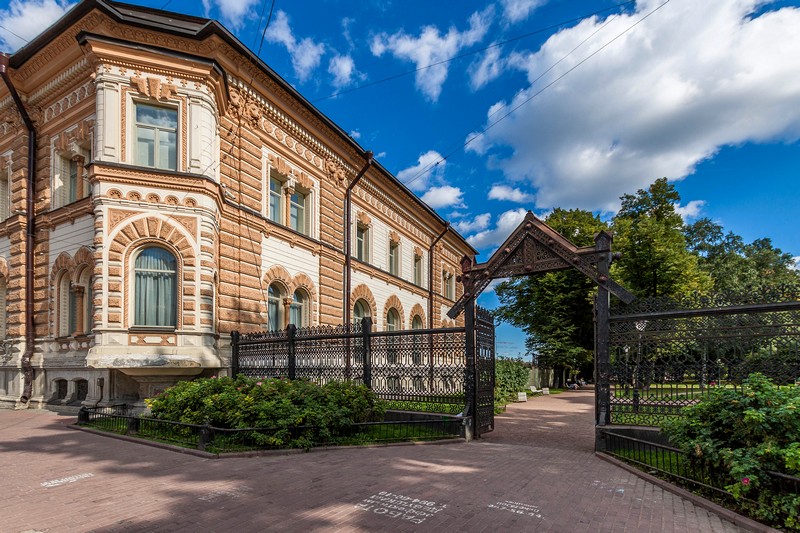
[2,0,800,358]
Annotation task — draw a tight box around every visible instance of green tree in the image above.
[684,218,800,292]
[612,178,711,297]
[495,208,606,385]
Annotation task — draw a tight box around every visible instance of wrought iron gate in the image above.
[473,306,496,436]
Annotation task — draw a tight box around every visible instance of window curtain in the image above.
[135,248,176,327]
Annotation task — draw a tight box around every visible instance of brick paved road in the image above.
[1,390,752,532]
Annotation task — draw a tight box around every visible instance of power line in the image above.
[311,0,636,103]
[254,0,277,58]
[0,24,29,45]
[401,0,671,190]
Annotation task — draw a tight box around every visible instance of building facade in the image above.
[0,0,473,409]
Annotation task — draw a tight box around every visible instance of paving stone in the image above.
[0,391,752,532]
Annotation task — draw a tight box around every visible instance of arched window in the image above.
[73,266,92,336]
[268,283,285,331]
[290,290,308,327]
[386,308,400,364]
[386,308,400,331]
[353,299,370,324]
[0,277,6,339]
[57,272,71,337]
[411,315,423,365]
[134,247,177,327]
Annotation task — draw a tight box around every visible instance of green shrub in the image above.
[662,373,800,529]
[146,376,386,448]
[495,358,529,407]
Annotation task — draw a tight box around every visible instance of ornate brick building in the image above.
[0,0,473,409]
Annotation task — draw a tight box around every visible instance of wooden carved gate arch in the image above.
[446,211,634,437]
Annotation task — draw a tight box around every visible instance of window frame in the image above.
[289,289,309,327]
[356,224,370,262]
[133,101,179,171]
[353,298,371,325]
[413,255,423,286]
[388,240,400,276]
[289,189,308,235]
[268,172,284,225]
[132,246,178,329]
[267,282,286,331]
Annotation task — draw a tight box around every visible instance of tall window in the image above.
[388,241,399,276]
[290,290,308,327]
[269,175,283,224]
[0,157,9,220]
[135,103,177,171]
[444,273,455,300]
[57,272,71,337]
[268,283,284,331]
[289,190,306,234]
[356,225,369,262]
[353,299,370,324]
[134,247,177,327]
[0,277,6,339]
[386,308,400,364]
[413,255,423,286]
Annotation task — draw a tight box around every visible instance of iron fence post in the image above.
[362,316,372,388]
[199,424,213,451]
[594,233,612,431]
[287,324,297,380]
[464,298,477,432]
[77,406,89,424]
[231,330,240,378]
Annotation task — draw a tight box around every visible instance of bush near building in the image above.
[663,373,800,529]
[495,358,530,408]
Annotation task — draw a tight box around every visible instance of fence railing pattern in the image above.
[232,318,469,411]
[606,288,800,426]
[599,430,799,515]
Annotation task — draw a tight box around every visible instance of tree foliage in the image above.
[495,208,605,380]
[611,178,711,297]
[685,217,800,292]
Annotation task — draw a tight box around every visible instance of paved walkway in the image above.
[1,390,751,532]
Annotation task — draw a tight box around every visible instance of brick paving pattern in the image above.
[0,390,751,532]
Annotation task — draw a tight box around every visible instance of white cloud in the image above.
[469,45,505,90]
[349,130,361,140]
[396,150,446,191]
[370,6,493,101]
[328,54,357,88]
[453,213,491,234]
[470,1,800,213]
[0,0,75,52]
[265,10,325,82]
[467,208,527,250]
[501,0,547,24]
[793,257,800,271]
[203,0,259,31]
[673,200,706,221]
[488,184,533,203]
[421,186,464,209]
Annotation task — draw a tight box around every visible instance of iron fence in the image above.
[77,406,467,452]
[605,287,800,426]
[599,429,799,511]
[232,318,470,413]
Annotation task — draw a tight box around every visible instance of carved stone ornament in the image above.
[325,157,347,187]
[357,211,371,227]
[414,246,423,258]
[389,231,401,245]
[130,76,178,100]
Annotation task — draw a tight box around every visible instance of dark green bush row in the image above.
[495,358,529,407]
[146,376,385,447]
[663,373,800,530]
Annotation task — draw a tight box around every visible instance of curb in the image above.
[596,452,780,533]
[69,423,466,459]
